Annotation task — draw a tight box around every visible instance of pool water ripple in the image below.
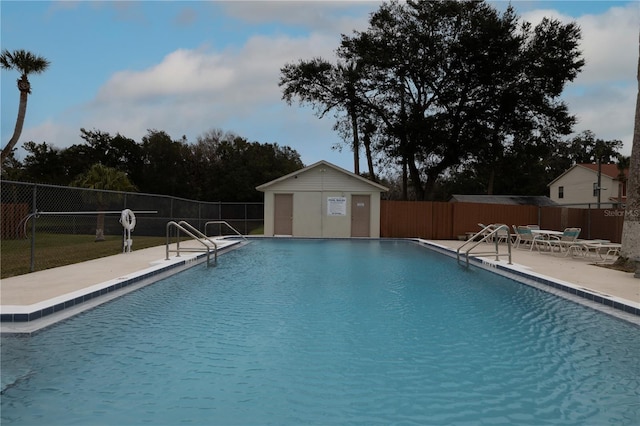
[1,239,639,425]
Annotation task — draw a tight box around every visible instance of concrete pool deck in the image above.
[1,238,638,333]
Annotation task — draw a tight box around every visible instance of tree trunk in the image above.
[617,34,640,275]
[363,131,376,182]
[95,213,106,242]
[407,154,426,200]
[1,77,29,162]
[348,102,360,175]
[487,168,495,195]
[402,157,408,200]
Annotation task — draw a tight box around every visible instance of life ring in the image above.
[120,209,136,231]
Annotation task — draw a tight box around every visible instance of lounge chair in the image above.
[539,227,581,254]
[478,223,494,242]
[493,223,511,244]
[514,225,545,250]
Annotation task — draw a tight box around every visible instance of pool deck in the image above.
[1,238,638,333]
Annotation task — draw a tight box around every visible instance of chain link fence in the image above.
[1,180,263,278]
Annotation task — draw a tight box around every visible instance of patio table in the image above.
[530,229,564,239]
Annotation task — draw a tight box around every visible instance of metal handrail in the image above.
[457,224,512,267]
[204,221,248,241]
[165,221,218,267]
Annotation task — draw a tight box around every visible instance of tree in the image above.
[1,49,50,162]
[139,130,186,196]
[21,141,67,185]
[71,164,137,241]
[344,1,583,199]
[565,130,622,164]
[77,128,143,183]
[280,59,371,176]
[616,33,640,274]
[616,155,630,206]
[184,130,303,201]
[282,0,584,200]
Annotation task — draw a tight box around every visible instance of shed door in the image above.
[351,195,370,237]
[274,193,293,236]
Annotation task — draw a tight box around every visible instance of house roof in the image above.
[449,194,557,206]
[548,163,628,186]
[256,160,389,192]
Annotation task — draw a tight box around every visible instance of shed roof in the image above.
[449,194,557,206]
[256,160,389,192]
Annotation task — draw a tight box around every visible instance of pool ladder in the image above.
[166,221,218,267]
[456,224,512,268]
[165,220,248,267]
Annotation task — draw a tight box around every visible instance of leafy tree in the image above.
[71,163,137,241]
[564,130,622,164]
[281,59,372,177]
[139,130,187,196]
[281,0,584,200]
[184,130,303,201]
[1,49,50,162]
[21,141,67,185]
[0,151,25,181]
[76,128,143,183]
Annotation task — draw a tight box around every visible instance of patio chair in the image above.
[514,225,544,250]
[477,223,494,242]
[493,224,511,244]
[540,227,582,254]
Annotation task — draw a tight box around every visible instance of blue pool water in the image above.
[1,239,639,425]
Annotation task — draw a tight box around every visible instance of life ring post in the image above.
[119,209,136,253]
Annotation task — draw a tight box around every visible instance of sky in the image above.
[1,1,638,174]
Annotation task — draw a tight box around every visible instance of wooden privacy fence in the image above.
[1,203,29,239]
[380,201,624,243]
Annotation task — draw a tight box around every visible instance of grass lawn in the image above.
[1,234,167,279]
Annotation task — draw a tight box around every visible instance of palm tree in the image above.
[616,33,640,275]
[71,164,137,241]
[1,49,50,162]
[616,155,630,206]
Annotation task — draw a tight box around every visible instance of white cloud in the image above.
[221,1,376,35]
[77,31,341,159]
[521,3,637,155]
[572,4,638,85]
[95,49,236,102]
[8,1,637,168]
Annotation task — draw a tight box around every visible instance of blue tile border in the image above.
[0,253,209,324]
[415,239,639,318]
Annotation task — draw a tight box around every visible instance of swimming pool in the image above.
[2,239,639,425]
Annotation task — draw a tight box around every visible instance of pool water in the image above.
[1,239,639,425]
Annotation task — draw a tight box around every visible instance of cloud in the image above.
[521,3,637,154]
[572,4,637,85]
[80,31,340,151]
[7,1,636,168]
[221,1,376,35]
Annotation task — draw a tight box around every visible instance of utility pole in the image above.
[597,157,602,209]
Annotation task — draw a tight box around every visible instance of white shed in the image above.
[256,160,388,238]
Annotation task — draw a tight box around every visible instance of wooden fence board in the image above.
[1,203,28,239]
[381,200,623,242]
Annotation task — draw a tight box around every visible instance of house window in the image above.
[558,186,564,199]
[593,183,598,197]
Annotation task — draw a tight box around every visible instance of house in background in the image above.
[256,160,388,238]
[548,163,628,206]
